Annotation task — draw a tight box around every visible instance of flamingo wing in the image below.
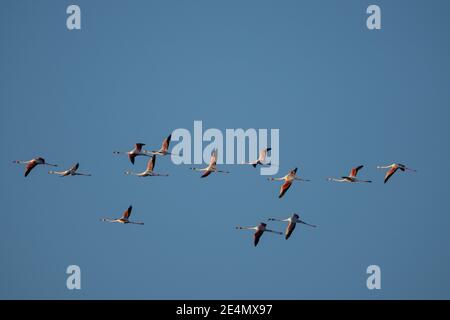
[201,170,212,178]
[122,206,132,219]
[24,161,38,177]
[259,147,271,161]
[384,166,399,184]
[70,163,79,172]
[285,221,296,240]
[161,134,171,151]
[209,149,217,166]
[350,165,364,177]
[135,143,145,152]
[147,155,156,172]
[289,167,298,177]
[279,180,293,198]
[253,230,264,247]
[128,153,136,165]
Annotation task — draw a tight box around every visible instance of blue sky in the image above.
[1,0,450,299]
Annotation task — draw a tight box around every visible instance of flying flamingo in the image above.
[268,213,316,240]
[13,157,58,177]
[377,163,417,184]
[327,165,372,183]
[100,205,144,225]
[267,167,310,198]
[243,147,271,168]
[125,155,169,177]
[236,222,282,247]
[48,163,91,177]
[190,149,230,178]
[113,143,150,164]
[146,134,173,156]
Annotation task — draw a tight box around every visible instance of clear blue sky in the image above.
[1,0,450,299]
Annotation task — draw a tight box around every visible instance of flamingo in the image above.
[13,157,58,177]
[190,149,229,178]
[267,167,310,198]
[268,213,316,240]
[100,205,144,225]
[113,143,150,164]
[48,163,91,177]
[146,134,173,156]
[236,222,282,247]
[377,163,417,184]
[243,147,272,168]
[327,165,372,183]
[125,155,169,177]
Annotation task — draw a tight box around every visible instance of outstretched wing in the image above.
[384,166,399,184]
[253,230,264,247]
[209,149,217,166]
[288,167,298,177]
[69,163,79,172]
[128,153,136,164]
[25,161,37,177]
[201,170,212,178]
[122,206,132,219]
[259,147,271,161]
[161,134,171,151]
[147,155,156,172]
[350,165,364,177]
[279,180,292,198]
[285,221,296,240]
[135,143,145,152]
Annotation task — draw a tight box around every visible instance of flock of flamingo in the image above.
[13,133,417,247]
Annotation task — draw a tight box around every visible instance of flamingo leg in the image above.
[267,218,290,222]
[266,229,283,235]
[295,177,310,182]
[299,220,317,228]
[128,221,144,225]
[236,226,257,231]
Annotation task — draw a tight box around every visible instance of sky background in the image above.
[1,0,450,299]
